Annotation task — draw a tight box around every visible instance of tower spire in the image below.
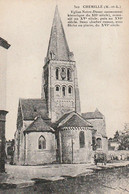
[42,7,80,121]
[46,6,73,62]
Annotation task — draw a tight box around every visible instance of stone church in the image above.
[14,6,108,165]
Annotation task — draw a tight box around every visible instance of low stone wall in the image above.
[107,150,129,160]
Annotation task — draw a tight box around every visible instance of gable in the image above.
[56,112,92,128]
[24,116,54,133]
[61,115,92,128]
[55,111,74,126]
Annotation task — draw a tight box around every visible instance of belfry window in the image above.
[68,86,72,94]
[67,69,71,81]
[55,85,60,96]
[79,131,85,148]
[96,138,102,149]
[62,86,66,96]
[56,68,59,80]
[38,136,46,149]
[56,86,59,91]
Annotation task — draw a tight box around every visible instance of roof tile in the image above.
[24,116,54,133]
[82,109,104,119]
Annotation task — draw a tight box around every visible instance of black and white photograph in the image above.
[0,0,129,193]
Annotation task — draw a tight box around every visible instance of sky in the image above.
[0,0,129,140]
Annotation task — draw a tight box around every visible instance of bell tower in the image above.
[42,6,81,122]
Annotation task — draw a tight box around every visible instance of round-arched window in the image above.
[56,68,59,80]
[56,86,59,91]
[62,86,66,96]
[55,85,60,96]
[79,131,85,148]
[68,86,72,95]
[67,68,72,81]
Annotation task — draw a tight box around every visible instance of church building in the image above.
[14,6,108,165]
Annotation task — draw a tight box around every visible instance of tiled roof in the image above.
[20,98,48,120]
[46,6,73,62]
[55,111,74,126]
[56,112,92,128]
[82,108,104,119]
[24,116,54,133]
[61,115,92,128]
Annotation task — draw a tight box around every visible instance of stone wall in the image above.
[60,128,92,164]
[43,60,81,122]
[19,129,25,164]
[25,132,56,165]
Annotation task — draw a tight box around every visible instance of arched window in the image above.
[55,85,60,96]
[96,138,102,149]
[67,69,71,81]
[68,86,72,95]
[79,131,85,148]
[56,86,59,91]
[38,136,46,149]
[62,86,66,96]
[56,68,59,80]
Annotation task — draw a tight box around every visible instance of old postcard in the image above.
[0,0,129,193]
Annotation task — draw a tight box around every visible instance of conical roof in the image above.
[46,6,72,61]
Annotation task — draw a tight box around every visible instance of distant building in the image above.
[14,7,108,165]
